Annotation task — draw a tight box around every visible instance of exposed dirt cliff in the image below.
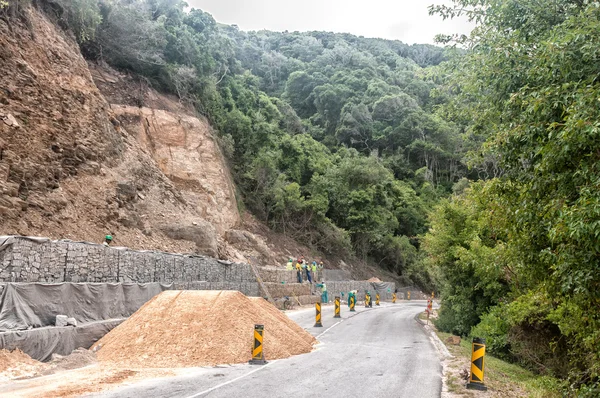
[0,9,238,258]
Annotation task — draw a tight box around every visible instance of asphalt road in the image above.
[87,301,442,398]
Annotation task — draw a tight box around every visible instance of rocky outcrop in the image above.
[162,222,219,258]
[111,105,240,233]
[0,9,238,258]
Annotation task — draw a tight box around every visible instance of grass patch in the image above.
[435,331,563,397]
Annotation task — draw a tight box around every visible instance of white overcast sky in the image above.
[186,0,473,45]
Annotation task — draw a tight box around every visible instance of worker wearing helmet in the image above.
[347,290,357,307]
[316,280,328,303]
[103,235,113,246]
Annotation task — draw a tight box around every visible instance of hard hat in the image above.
[105,235,113,241]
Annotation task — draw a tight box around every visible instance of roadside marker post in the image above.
[375,293,380,306]
[249,324,267,365]
[314,302,323,327]
[392,293,396,303]
[350,296,356,312]
[334,296,341,318]
[426,299,433,324]
[466,338,487,391]
[407,291,411,300]
[365,293,370,308]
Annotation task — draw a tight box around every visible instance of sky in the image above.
[186,0,474,45]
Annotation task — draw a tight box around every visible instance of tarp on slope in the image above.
[371,282,396,294]
[0,319,125,361]
[0,282,172,331]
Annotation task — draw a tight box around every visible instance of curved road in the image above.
[88,301,442,398]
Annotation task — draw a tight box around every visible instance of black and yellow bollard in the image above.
[407,291,411,300]
[376,293,380,306]
[392,293,396,303]
[350,295,356,312]
[314,301,323,327]
[249,324,267,365]
[432,291,435,299]
[365,293,370,308]
[334,296,341,318]
[466,337,487,391]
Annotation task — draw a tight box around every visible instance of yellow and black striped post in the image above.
[407,291,411,300]
[466,338,487,391]
[375,293,380,306]
[350,295,356,312]
[431,291,435,299]
[365,293,370,308]
[249,324,267,365]
[314,302,323,327]
[334,296,341,318]
[392,293,396,303]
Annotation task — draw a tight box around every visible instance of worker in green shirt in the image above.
[347,290,357,307]
[316,280,328,303]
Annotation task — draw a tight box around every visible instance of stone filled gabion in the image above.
[0,237,259,296]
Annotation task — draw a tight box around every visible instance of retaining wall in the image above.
[0,236,259,296]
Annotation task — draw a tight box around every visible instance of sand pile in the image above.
[367,277,382,282]
[0,349,46,381]
[92,291,316,368]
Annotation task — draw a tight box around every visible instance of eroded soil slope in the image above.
[0,9,220,255]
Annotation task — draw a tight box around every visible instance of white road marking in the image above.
[183,363,270,398]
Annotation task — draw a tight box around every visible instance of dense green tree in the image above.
[428,0,600,391]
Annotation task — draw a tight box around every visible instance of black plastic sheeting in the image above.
[0,319,125,361]
[0,282,172,361]
[0,282,172,331]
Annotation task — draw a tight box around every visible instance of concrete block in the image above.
[55,315,68,327]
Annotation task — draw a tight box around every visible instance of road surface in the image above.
[88,301,442,398]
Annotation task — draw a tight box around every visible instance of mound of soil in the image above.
[0,349,46,381]
[92,291,316,368]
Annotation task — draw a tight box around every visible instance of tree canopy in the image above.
[425,0,600,393]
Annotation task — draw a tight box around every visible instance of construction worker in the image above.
[295,260,302,283]
[301,260,308,282]
[306,261,313,283]
[347,290,357,307]
[311,261,318,280]
[317,280,328,303]
[317,260,324,281]
[103,235,113,246]
[286,258,294,270]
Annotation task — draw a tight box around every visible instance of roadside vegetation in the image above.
[424,1,600,395]
[435,329,563,398]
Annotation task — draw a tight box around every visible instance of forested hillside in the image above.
[15,0,472,278]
